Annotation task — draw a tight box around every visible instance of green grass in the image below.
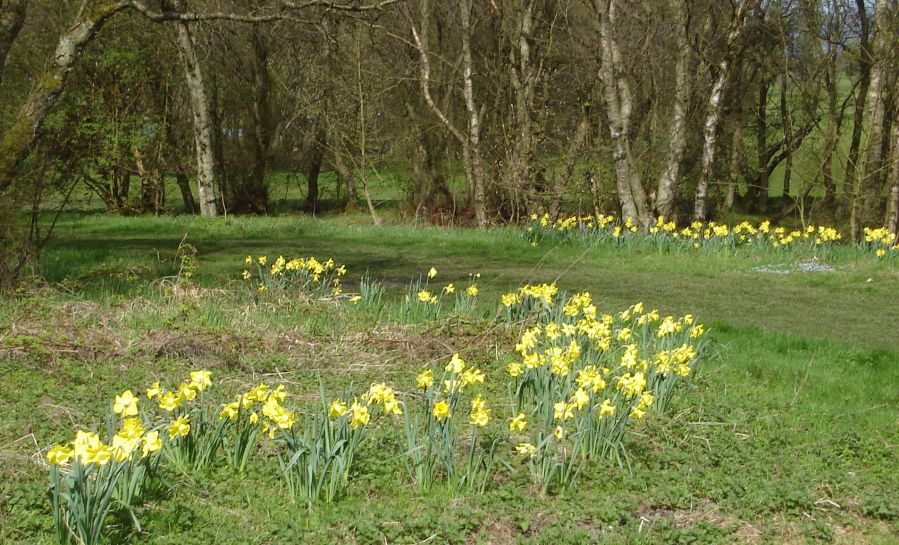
[1,212,897,544]
[37,213,899,349]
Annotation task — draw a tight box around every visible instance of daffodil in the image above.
[598,399,616,418]
[167,416,191,440]
[72,430,101,463]
[141,431,161,457]
[416,369,434,389]
[509,413,527,432]
[83,442,113,466]
[445,353,466,374]
[46,444,73,465]
[270,385,287,402]
[177,383,197,402]
[469,408,490,427]
[113,390,138,417]
[118,418,145,440]
[189,370,212,392]
[111,434,140,462]
[384,398,403,416]
[553,401,574,421]
[350,399,371,428]
[571,388,590,411]
[515,442,537,457]
[432,400,451,421]
[468,396,490,426]
[219,401,239,420]
[428,267,437,279]
[329,399,348,418]
[272,409,296,430]
[461,367,485,386]
[145,381,161,400]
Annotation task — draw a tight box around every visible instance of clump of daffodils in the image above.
[242,254,347,297]
[41,269,716,542]
[404,353,496,492]
[864,227,899,258]
[401,268,481,321]
[45,374,194,545]
[279,381,403,507]
[504,293,707,489]
[525,213,875,259]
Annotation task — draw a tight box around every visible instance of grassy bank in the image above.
[1,213,897,544]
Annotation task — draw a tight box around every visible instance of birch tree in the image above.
[594,0,650,225]
[409,0,488,227]
[692,0,754,221]
[654,0,690,220]
[851,0,895,239]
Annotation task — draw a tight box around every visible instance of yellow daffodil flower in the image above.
[167,416,190,440]
[509,413,527,432]
[432,400,451,421]
[113,390,138,417]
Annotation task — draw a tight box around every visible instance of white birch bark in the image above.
[595,0,649,225]
[886,96,899,235]
[693,0,753,221]
[655,0,690,219]
[459,0,487,227]
[410,0,487,227]
[170,1,219,217]
[853,0,889,232]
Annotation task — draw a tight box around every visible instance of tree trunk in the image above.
[754,78,771,213]
[0,0,27,88]
[168,0,218,217]
[595,0,650,225]
[725,115,743,210]
[693,0,753,221]
[406,99,450,219]
[854,0,891,235]
[247,26,271,213]
[0,1,129,194]
[459,0,487,227]
[842,0,872,231]
[175,169,197,214]
[410,0,487,227]
[406,100,431,216]
[655,0,690,220]
[822,53,839,207]
[507,0,537,218]
[133,147,161,214]
[549,116,590,221]
[779,75,793,199]
[306,126,325,214]
[886,117,899,234]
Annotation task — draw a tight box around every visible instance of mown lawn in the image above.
[1,213,897,544]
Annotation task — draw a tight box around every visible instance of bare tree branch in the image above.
[124,0,404,23]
